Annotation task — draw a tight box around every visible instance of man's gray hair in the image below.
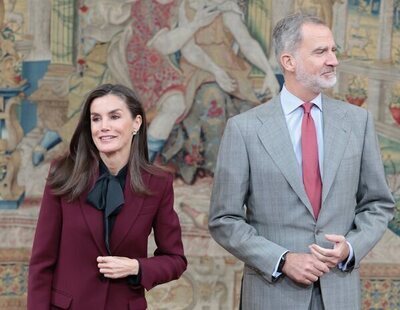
[272,13,326,70]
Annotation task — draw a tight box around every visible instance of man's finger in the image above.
[325,234,345,243]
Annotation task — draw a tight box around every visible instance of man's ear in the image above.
[280,53,296,73]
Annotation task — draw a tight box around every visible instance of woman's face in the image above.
[90,94,142,163]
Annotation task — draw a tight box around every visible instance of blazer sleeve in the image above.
[137,174,187,290]
[28,178,63,309]
[345,111,395,266]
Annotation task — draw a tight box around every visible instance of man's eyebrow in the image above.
[312,45,337,53]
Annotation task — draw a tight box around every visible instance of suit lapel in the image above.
[79,183,108,255]
[322,96,351,204]
[257,97,313,215]
[110,171,149,253]
[80,169,149,255]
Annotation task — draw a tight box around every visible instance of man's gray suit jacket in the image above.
[209,95,394,310]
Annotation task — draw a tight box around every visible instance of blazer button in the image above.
[98,274,107,282]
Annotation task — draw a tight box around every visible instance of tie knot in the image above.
[302,102,313,114]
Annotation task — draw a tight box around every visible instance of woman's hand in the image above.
[97,256,139,279]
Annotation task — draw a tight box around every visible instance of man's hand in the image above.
[309,234,350,268]
[282,252,330,285]
[97,256,139,279]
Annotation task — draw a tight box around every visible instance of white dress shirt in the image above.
[280,85,324,177]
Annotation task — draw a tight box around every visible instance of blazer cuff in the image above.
[127,263,142,288]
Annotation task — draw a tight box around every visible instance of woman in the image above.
[28,84,187,309]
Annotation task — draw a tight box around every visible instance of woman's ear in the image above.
[132,115,142,134]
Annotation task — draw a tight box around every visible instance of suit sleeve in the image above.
[138,174,187,290]
[345,111,395,266]
[208,118,287,283]
[28,178,62,309]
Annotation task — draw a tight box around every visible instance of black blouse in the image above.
[87,160,127,254]
[87,161,140,285]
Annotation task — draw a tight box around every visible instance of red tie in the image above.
[301,102,322,219]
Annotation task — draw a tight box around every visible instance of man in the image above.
[208,13,394,310]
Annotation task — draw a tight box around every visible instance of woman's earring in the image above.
[132,130,137,135]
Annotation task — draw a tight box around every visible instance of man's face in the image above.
[293,23,338,94]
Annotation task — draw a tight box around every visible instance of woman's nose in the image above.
[100,120,110,131]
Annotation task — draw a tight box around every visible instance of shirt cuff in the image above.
[338,241,354,271]
[272,251,289,279]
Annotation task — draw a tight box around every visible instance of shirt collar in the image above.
[280,85,323,115]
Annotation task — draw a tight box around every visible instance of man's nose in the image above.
[327,51,339,66]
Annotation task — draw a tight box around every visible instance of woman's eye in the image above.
[111,114,120,120]
[91,117,100,122]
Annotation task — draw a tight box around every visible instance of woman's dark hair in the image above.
[47,83,160,201]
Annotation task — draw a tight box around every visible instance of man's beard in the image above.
[295,61,336,93]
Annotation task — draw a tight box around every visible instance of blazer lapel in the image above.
[257,97,313,215]
[322,96,351,204]
[79,185,108,255]
[110,171,148,253]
